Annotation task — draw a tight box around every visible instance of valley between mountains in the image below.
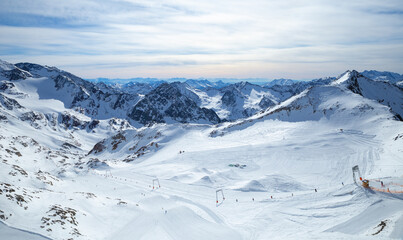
[1,59,403,239]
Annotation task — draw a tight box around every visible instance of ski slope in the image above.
[3,115,399,239]
[1,64,403,239]
[0,221,50,240]
[89,115,403,240]
[1,96,403,239]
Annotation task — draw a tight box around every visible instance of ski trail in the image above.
[0,221,52,240]
[90,170,226,224]
[169,195,224,224]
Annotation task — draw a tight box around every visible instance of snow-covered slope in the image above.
[211,83,397,138]
[193,81,279,121]
[95,81,154,95]
[1,60,403,240]
[185,79,229,90]
[332,70,403,119]
[263,77,335,103]
[219,82,277,120]
[263,78,299,88]
[0,60,32,81]
[361,70,403,84]
[14,62,142,120]
[2,61,228,126]
[82,97,403,239]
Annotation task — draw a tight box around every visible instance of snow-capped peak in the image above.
[332,70,353,85]
[1,58,403,240]
[0,59,16,71]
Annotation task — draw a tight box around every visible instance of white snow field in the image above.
[1,68,403,239]
[2,118,403,239]
[0,221,50,240]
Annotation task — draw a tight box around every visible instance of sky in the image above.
[0,0,403,80]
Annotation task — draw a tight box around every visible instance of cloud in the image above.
[0,0,402,78]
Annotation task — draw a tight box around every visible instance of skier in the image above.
[252,198,254,202]
[314,188,317,192]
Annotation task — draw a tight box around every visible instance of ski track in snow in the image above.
[1,65,403,239]
[82,120,403,240]
[1,117,402,239]
[0,221,51,240]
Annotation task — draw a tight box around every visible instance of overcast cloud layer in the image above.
[0,0,402,79]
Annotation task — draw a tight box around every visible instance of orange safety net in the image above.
[389,182,403,188]
[369,186,403,194]
[367,179,403,191]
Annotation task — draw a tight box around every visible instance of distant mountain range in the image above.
[1,59,402,127]
[1,59,402,240]
[88,69,403,89]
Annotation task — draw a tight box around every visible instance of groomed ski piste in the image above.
[2,119,403,239]
[86,119,403,240]
[0,67,403,239]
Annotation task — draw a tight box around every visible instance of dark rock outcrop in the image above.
[129,83,220,124]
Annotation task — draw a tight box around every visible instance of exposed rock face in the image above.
[2,60,402,126]
[218,82,277,120]
[0,93,24,110]
[88,142,106,155]
[361,70,403,84]
[3,68,32,81]
[20,111,45,122]
[333,70,403,121]
[15,62,56,77]
[345,70,363,95]
[0,82,16,91]
[88,120,100,130]
[60,112,89,129]
[258,96,276,109]
[15,63,141,120]
[221,90,237,107]
[129,83,220,125]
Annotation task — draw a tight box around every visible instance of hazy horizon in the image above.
[1,1,403,79]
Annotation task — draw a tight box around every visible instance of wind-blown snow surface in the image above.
[2,113,403,239]
[1,63,403,239]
